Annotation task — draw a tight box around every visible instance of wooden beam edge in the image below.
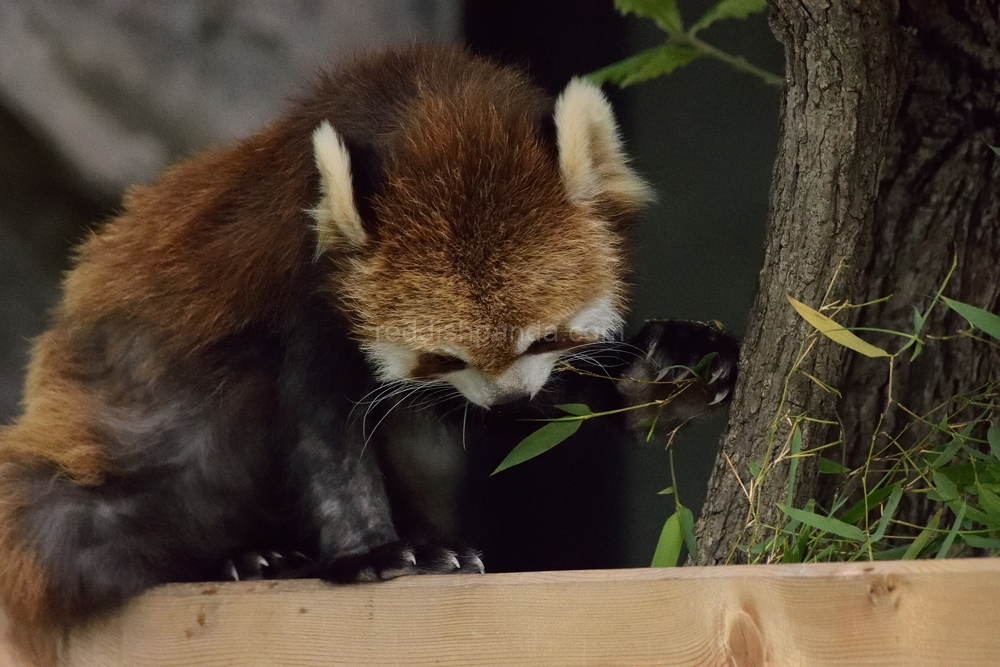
[7,559,1000,666]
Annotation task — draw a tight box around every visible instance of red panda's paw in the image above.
[617,319,740,436]
[318,540,484,583]
[221,549,313,581]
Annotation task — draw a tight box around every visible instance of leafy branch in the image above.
[589,0,782,88]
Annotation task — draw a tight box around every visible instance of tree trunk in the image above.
[830,1,1000,520]
[695,0,1000,565]
[693,0,907,565]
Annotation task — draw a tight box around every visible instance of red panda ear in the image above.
[553,79,654,209]
[310,121,367,251]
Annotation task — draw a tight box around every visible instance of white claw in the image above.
[404,550,417,566]
[710,388,730,405]
[469,555,485,573]
[448,554,461,570]
[709,366,727,384]
[226,560,239,582]
[654,367,671,382]
[256,554,269,568]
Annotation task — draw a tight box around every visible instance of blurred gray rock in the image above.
[0,0,459,422]
[0,0,459,195]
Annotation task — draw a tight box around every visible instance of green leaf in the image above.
[779,505,867,542]
[556,403,593,417]
[690,352,719,380]
[871,545,912,560]
[990,145,1000,156]
[962,534,1000,549]
[615,0,683,32]
[932,470,959,502]
[818,457,851,474]
[943,297,1000,341]
[841,486,896,525]
[782,520,810,563]
[988,425,1000,459]
[691,0,767,34]
[491,420,581,475]
[785,426,802,506]
[651,511,683,567]
[678,505,697,560]
[935,501,966,558]
[902,510,941,560]
[748,461,760,478]
[657,486,675,495]
[930,438,963,467]
[788,297,890,358]
[977,485,1000,523]
[871,484,903,543]
[588,44,701,87]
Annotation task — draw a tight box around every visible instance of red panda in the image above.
[0,45,737,664]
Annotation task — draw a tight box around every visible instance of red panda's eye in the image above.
[411,352,467,378]
[525,329,601,355]
[526,333,569,355]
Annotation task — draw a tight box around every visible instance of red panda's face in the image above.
[310,78,652,407]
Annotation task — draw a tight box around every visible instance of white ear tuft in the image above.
[553,79,654,208]
[310,121,367,250]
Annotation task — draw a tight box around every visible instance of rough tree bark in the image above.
[693,0,908,565]
[695,0,1000,565]
[831,1,1000,515]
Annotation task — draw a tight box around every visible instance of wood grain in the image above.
[29,559,998,666]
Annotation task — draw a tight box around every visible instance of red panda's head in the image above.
[310,74,652,407]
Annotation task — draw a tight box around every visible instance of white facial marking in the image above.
[364,341,419,383]
[514,295,623,355]
[363,296,622,408]
[566,294,624,342]
[446,352,561,408]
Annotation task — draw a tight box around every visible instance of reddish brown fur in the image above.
[0,45,640,663]
[332,54,627,373]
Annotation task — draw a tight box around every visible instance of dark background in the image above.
[0,0,782,570]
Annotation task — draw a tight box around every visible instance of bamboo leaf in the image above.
[989,426,1000,460]
[841,486,896,525]
[589,44,701,87]
[691,0,767,34]
[779,505,867,542]
[943,297,1000,341]
[615,0,683,32]
[818,457,851,474]
[977,485,1000,523]
[556,403,593,417]
[932,470,959,502]
[690,352,719,380]
[935,501,966,558]
[788,297,890,358]
[651,512,683,567]
[962,534,1000,549]
[871,484,903,543]
[902,510,941,560]
[785,425,802,506]
[492,420,581,475]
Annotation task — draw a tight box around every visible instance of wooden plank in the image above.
[26,559,1000,666]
